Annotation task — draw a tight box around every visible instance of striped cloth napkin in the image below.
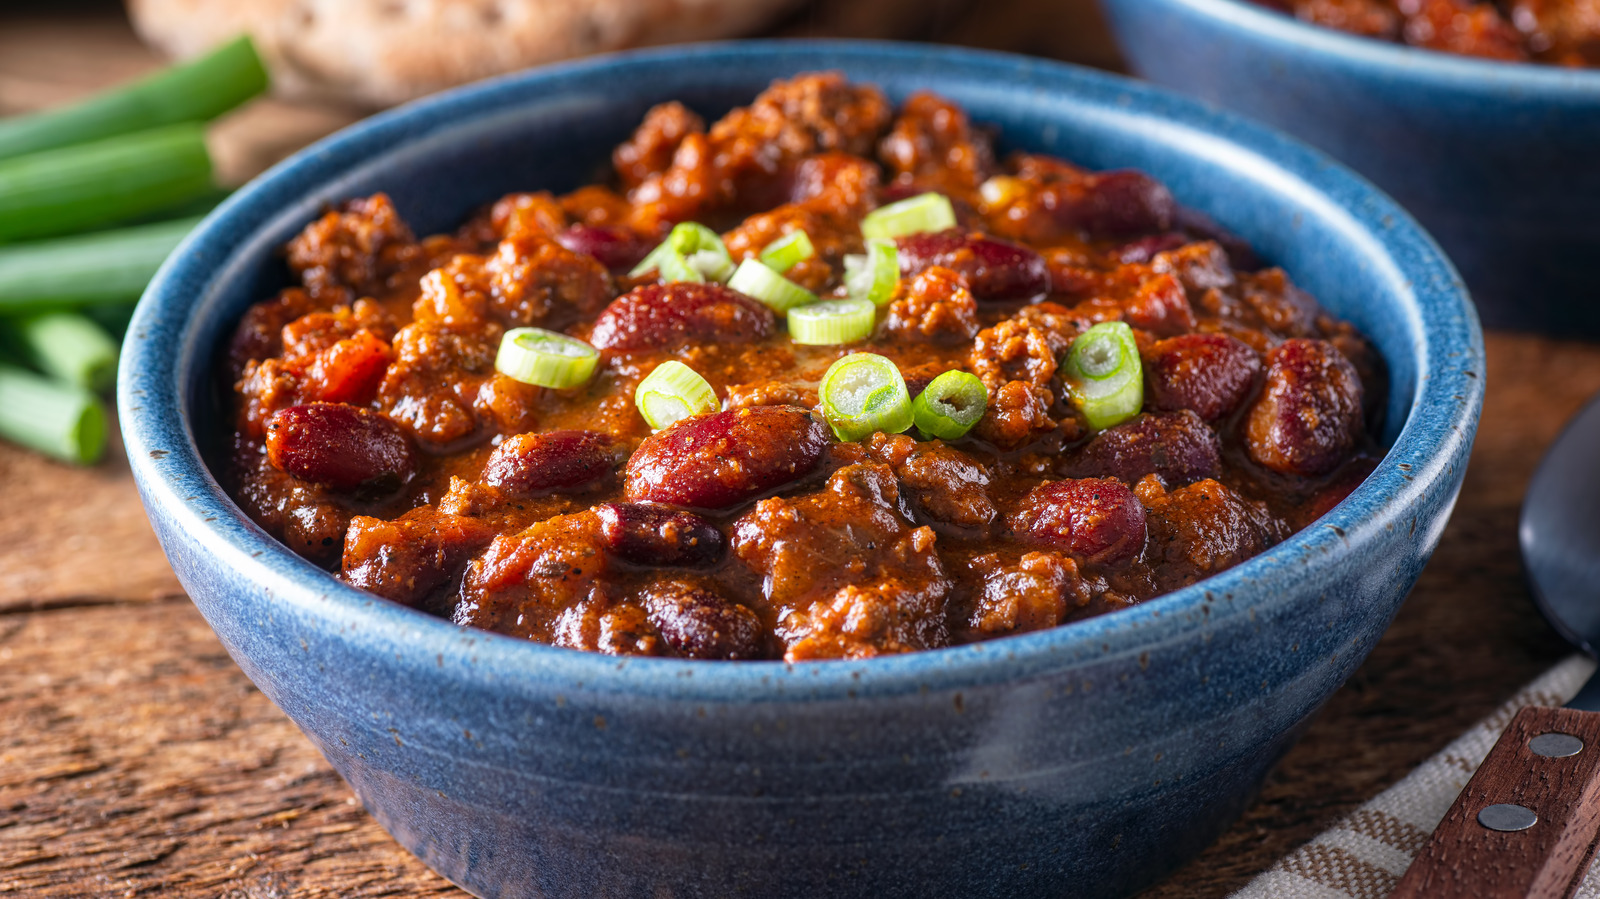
[1231,654,1600,899]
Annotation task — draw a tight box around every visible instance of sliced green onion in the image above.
[629,222,733,283]
[0,36,269,162]
[860,192,956,241]
[0,215,202,312]
[912,370,988,441]
[0,123,214,243]
[818,352,913,442]
[843,238,900,306]
[0,363,107,465]
[788,298,875,346]
[727,258,816,313]
[634,360,718,431]
[757,230,815,273]
[1062,321,1143,431]
[495,327,600,389]
[10,311,120,393]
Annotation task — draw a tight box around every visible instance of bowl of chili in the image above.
[120,40,1481,899]
[1102,0,1600,336]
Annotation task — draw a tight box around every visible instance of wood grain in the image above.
[1392,706,1600,899]
[0,3,1596,897]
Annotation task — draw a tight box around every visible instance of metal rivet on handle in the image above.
[1530,733,1584,758]
[1479,804,1538,832]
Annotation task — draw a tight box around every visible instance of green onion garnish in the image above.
[634,360,718,431]
[0,36,269,162]
[818,352,913,442]
[10,311,120,394]
[0,123,214,243]
[860,192,957,241]
[0,215,201,312]
[788,298,876,346]
[494,327,600,389]
[912,370,988,441]
[630,222,734,284]
[0,362,107,465]
[727,258,816,313]
[1062,321,1144,431]
[843,238,900,306]
[757,230,815,274]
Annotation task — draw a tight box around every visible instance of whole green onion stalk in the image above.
[0,215,202,312]
[0,363,108,465]
[9,311,120,394]
[0,123,215,243]
[0,36,269,161]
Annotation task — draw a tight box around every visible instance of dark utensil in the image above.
[1395,393,1600,898]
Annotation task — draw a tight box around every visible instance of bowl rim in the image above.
[1158,0,1600,92]
[119,38,1483,702]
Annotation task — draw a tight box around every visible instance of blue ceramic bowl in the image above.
[120,41,1482,899]
[1102,0,1600,335]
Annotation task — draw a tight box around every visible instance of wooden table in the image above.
[0,4,1586,896]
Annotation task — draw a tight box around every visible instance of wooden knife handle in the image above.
[1393,706,1600,899]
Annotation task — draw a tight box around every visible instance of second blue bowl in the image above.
[1103,0,1600,336]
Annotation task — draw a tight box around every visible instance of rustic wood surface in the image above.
[0,3,1589,897]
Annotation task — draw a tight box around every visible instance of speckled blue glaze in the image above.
[1102,0,1600,335]
[119,42,1481,899]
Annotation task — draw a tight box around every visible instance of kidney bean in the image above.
[1246,339,1364,476]
[265,403,415,491]
[894,229,1049,302]
[1067,411,1221,487]
[589,282,777,351]
[642,580,765,660]
[556,224,652,273]
[625,406,830,509]
[1010,477,1147,565]
[1144,333,1262,422]
[482,430,618,496]
[595,502,725,567]
[1053,170,1176,238]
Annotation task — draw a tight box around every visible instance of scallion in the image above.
[0,363,107,465]
[818,352,913,442]
[727,258,816,313]
[787,298,875,346]
[1061,321,1143,431]
[843,238,899,306]
[0,123,214,243]
[634,360,718,430]
[860,192,956,241]
[0,215,201,312]
[10,311,120,393]
[630,222,734,284]
[0,36,268,161]
[495,327,600,389]
[912,370,988,441]
[757,230,815,273]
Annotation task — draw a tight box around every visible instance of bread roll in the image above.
[127,0,805,107]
